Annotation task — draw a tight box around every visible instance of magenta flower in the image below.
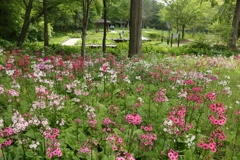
[125,113,142,125]
[168,149,178,160]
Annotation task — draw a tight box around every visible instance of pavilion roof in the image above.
[93,19,111,24]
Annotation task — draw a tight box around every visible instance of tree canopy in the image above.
[0,0,239,51]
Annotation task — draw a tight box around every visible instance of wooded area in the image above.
[0,0,240,56]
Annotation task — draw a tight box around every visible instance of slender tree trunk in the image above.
[128,0,142,58]
[228,0,240,51]
[102,0,107,53]
[17,0,34,47]
[182,25,185,39]
[81,0,91,59]
[43,0,49,46]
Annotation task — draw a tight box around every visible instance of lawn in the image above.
[0,45,239,160]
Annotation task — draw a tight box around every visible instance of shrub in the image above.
[0,38,14,48]
[26,22,53,42]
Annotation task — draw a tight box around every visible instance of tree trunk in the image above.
[43,0,49,46]
[182,25,185,39]
[228,0,240,51]
[17,0,34,47]
[81,0,91,59]
[128,0,142,58]
[102,0,107,53]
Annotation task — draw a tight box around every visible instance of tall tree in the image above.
[143,0,165,29]
[81,0,93,59]
[17,0,34,47]
[128,0,142,58]
[107,0,130,26]
[161,0,200,39]
[228,0,240,51]
[17,0,62,47]
[102,0,107,53]
[43,0,49,46]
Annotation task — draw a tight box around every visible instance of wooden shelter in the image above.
[93,19,111,32]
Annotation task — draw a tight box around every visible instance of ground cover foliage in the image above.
[0,47,240,160]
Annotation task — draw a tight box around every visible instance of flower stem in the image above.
[128,124,134,153]
[1,148,5,160]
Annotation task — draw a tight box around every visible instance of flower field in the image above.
[0,48,240,160]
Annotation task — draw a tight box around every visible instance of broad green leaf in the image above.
[113,88,121,95]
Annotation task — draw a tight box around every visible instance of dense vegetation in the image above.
[0,0,240,159]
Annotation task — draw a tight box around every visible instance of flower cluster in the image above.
[198,137,217,152]
[12,109,29,134]
[211,129,226,140]
[0,127,14,153]
[168,149,179,160]
[186,93,204,104]
[140,124,153,131]
[35,85,50,99]
[7,89,19,96]
[125,113,142,125]
[208,102,226,126]
[139,132,157,150]
[0,85,4,94]
[44,128,62,158]
[102,118,116,132]
[183,79,195,85]
[46,139,62,158]
[106,134,125,152]
[0,127,14,137]
[116,152,135,160]
[168,106,194,134]
[44,128,60,139]
[78,139,98,156]
[154,88,168,102]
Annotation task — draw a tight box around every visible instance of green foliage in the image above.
[27,22,54,42]
[0,39,14,48]
[182,42,234,57]
[107,42,128,59]
[75,39,116,45]
[0,0,23,41]
[144,32,162,40]
[67,33,81,38]
[209,22,232,44]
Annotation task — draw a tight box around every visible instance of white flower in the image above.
[224,76,230,79]
[135,76,141,80]
[138,97,144,103]
[0,119,3,126]
[6,70,15,76]
[124,76,131,83]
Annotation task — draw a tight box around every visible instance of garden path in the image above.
[61,38,81,46]
[61,37,151,46]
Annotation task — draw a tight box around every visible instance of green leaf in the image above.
[184,149,193,160]
[100,154,110,160]
[65,131,77,148]
[0,137,5,143]
[25,130,36,139]
[113,88,121,95]
[133,129,144,136]
[25,150,35,158]
[113,128,123,136]
[232,156,239,160]
[19,100,29,113]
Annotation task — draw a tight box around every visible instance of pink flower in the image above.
[183,79,194,84]
[7,89,19,96]
[112,145,117,151]
[125,113,142,125]
[168,149,178,160]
